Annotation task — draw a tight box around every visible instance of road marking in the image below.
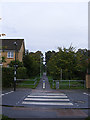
[27,95,68,98]
[24,98,70,101]
[22,92,73,106]
[16,95,27,105]
[31,93,66,96]
[22,101,73,105]
[83,92,89,96]
[45,93,66,96]
[1,91,14,97]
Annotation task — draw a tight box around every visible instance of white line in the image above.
[45,93,66,96]
[24,98,70,101]
[27,95,68,98]
[22,102,73,105]
[1,91,14,96]
[31,93,66,96]
[16,95,28,105]
[83,92,88,96]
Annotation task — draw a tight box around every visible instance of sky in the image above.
[0,0,89,55]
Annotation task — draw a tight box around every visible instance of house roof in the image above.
[0,38,24,51]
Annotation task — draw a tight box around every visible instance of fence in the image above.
[16,78,38,87]
[50,79,85,89]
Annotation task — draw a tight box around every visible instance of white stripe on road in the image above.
[83,92,90,96]
[45,93,66,96]
[27,95,68,98]
[32,93,66,96]
[0,91,14,97]
[22,101,73,105]
[24,98,70,101]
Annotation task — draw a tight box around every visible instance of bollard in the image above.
[43,80,45,89]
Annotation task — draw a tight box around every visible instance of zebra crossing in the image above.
[22,92,73,106]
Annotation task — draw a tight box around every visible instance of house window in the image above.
[7,52,14,58]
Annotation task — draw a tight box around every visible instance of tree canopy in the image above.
[23,51,43,77]
[45,46,88,80]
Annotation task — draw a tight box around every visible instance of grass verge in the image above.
[48,76,86,89]
[16,77,40,89]
[1,115,15,120]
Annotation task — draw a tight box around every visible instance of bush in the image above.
[17,67,28,79]
[2,67,14,88]
[9,60,23,67]
[2,67,28,88]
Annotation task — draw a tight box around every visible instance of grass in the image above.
[85,117,90,120]
[1,115,15,120]
[48,76,86,89]
[16,77,40,89]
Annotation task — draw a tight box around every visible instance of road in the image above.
[2,73,90,119]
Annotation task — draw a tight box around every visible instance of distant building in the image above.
[0,37,25,67]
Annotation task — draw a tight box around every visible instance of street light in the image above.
[13,41,17,91]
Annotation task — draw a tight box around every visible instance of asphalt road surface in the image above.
[2,73,90,119]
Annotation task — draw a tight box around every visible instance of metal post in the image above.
[14,42,17,91]
[61,69,62,80]
[40,55,41,78]
[84,80,86,88]
[53,80,54,88]
[69,80,70,88]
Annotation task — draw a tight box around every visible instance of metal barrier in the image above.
[16,78,38,86]
[50,80,85,89]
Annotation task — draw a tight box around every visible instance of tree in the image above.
[23,50,43,77]
[2,56,6,62]
[45,51,56,65]
[46,46,88,80]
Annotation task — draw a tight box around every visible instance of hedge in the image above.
[2,67,14,88]
[2,67,28,88]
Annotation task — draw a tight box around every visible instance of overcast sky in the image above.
[0,1,88,54]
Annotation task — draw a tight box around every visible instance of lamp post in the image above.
[13,42,17,91]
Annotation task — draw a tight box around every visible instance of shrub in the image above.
[2,67,14,88]
[2,66,28,88]
[17,67,28,79]
[9,60,23,68]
